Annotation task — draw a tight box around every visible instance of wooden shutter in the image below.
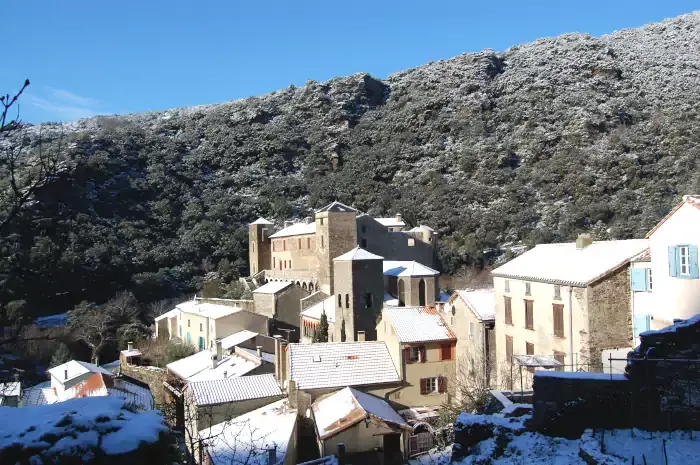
[504,297,512,325]
[438,376,446,393]
[525,300,534,330]
[441,344,451,361]
[526,342,534,355]
[553,304,564,338]
[419,378,428,394]
[403,347,411,364]
[506,335,513,360]
[419,346,426,363]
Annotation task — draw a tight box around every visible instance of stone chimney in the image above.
[576,233,593,250]
[216,339,223,360]
[211,353,218,369]
[278,340,289,382]
[223,370,227,378]
[127,341,133,352]
[396,213,402,223]
[357,331,366,342]
[257,346,263,358]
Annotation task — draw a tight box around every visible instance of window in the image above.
[441,343,453,361]
[647,269,653,290]
[504,297,512,325]
[526,342,535,373]
[469,321,476,340]
[251,242,255,252]
[320,218,324,225]
[506,335,513,361]
[186,332,191,343]
[361,238,367,248]
[504,279,510,293]
[553,304,564,338]
[289,260,292,268]
[553,351,566,372]
[345,294,350,309]
[554,285,561,300]
[179,325,182,337]
[408,238,415,247]
[420,377,445,394]
[338,294,342,307]
[283,240,286,251]
[188,319,191,327]
[298,238,301,249]
[272,241,276,252]
[524,300,534,330]
[198,336,205,350]
[680,246,690,275]
[321,235,324,248]
[199,323,202,331]
[669,245,698,278]
[406,346,424,363]
[279,261,282,270]
[525,282,531,296]
[307,237,311,248]
[273,257,276,268]
[364,293,373,308]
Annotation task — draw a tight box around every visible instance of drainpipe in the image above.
[568,286,574,371]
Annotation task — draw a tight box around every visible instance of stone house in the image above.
[491,234,649,388]
[376,306,456,408]
[629,249,654,346]
[311,387,411,465]
[250,201,438,295]
[383,260,440,307]
[444,288,496,388]
[644,194,700,324]
[252,280,309,342]
[155,299,269,351]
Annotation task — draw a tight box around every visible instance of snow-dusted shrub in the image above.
[0,397,180,465]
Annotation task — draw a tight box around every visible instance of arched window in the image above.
[338,294,342,307]
[345,294,350,308]
[419,279,426,307]
[398,280,406,306]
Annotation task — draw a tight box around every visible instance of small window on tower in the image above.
[346,294,350,308]
[365,293,373,308]
[338,294,342,307]
[252,242,255,252]
[361,238,367,248]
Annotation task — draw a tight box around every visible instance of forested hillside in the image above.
[3,12,700,314]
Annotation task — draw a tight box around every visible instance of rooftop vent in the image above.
[576,233,593,250]
[312,355,322,363]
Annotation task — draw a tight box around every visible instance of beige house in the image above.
[155,299,268,351]
[376,306,456,408]
[491,234,649,388]
[445,289,496,388]
[183,374,283,462]
[249,201,438,295]
[312,387,411,465]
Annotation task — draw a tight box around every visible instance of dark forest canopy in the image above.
[2,13,700,315]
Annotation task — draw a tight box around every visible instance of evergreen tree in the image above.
[50,343,73,368]
[317,311,329,342]
[311,328,319,343]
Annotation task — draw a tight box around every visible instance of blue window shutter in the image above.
[633,315,647,338]
[630,268,647,291]
[690,245,699,279]
[669,246,679,277]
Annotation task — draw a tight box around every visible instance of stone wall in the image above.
[356,215,436,267]
[531,372,632,437]
[119,358,168,406]
[586,266,633,367]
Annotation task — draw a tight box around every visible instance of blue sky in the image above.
[3,1,697,123]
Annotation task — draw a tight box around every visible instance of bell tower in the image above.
[314,201,358,295]
[249,218,273,276]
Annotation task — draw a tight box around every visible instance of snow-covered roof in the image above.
[374,217,406,228]
[0,382,20,397]
[491,239,650,287]
[48,360,114,385]
[187,374,282,406]
[408,225,435,233]
[269,222,316,238]
[0,397,167,458]
[253,281,293,294]
[120,349,142,357]
[312,387,409,439]
[176,300,245,319]
[107,378,155,410]
[301,296,336,322]
[166,350,257,381]
[334,246,384,261]
[512,355,563,368]
[646,195,700,238]
[220,330,259,350]
[457,288,496,321]
[383,260,439,277]
[288,342,400,390]
[382,307,456,343]
[33,312,69,329]
[250,217,274,225]
[315,201,357,213]
[22,377,154,410]
[383,293,399,307]
[237,347,275,364]
[154,307,179,322]
[200,399,297,465]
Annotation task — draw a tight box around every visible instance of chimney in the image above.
[223,370,227,378]
[337,443,346,465]
[216,339,223,360]
[273,335,283,381]
[396,213,402,222]
[279,340,289,382]
[267,446,277,465]
[127,341,133,352]
[284,220,293,228]
[257,346,263,358]
[575,233,593,250]
[357,331,366,342]
[304,216,312,224]
[211,354,217,369]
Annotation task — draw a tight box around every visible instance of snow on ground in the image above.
[0,396,168,460]
[582,429,700,464]
[408,446,452,465]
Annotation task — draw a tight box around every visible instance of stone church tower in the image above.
[248,217,274,276]
[332,246,385,342]
[314,201,358,295]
